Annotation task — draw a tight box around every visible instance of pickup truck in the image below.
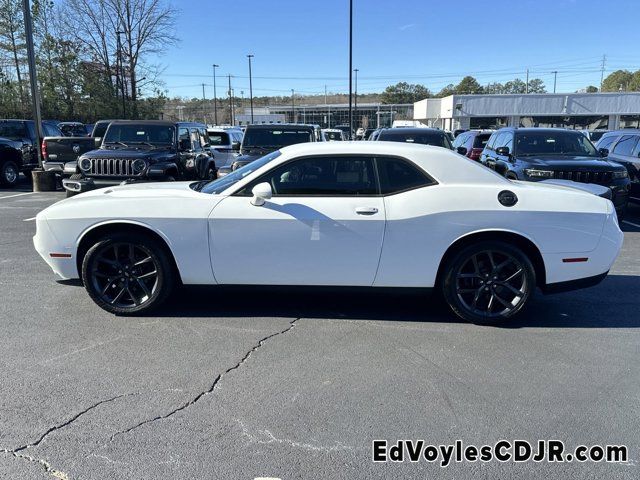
[0,119,62,186]
[63,120,217,196]
[42,136,97,178]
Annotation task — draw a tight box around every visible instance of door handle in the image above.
[355,207,379,215]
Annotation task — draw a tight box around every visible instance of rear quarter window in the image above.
[376,157,436,195]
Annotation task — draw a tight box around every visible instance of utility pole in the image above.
[354,68,359,134]
[247,54,254,124]
[348,0,353,138]
[212,64,219,125]
[600,54,607,92]
[228,74,233,125]
[22,0,43,167]
[552,71,558,93]
[201,83,207,123]
[525,68,529,94]
[291,89,295,123]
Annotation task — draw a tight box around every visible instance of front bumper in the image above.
[33,215,78,280]
[63,175,157,193]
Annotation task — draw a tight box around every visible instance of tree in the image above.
[484,82,505,94]
[585,85,598,93]
[436,83,455,97]
[0,0,26,111]
[602,70,634,92]
[380,82,431,104]
[527,78,546,93]
[454,75,483,94]
[503,78,527,94]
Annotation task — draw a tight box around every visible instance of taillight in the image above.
[41,139,47,160]
[469,148,483,160]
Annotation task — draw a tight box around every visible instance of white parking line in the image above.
[0,192,35,200]
[23,217,36,222]
[622,220,640,229]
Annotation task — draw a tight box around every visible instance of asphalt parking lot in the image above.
[1,177,639,480]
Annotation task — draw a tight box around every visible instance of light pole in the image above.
[348,0,353,138]
[22,0,43,167]
[228,74,233,125]
[354,68,359,135]
[212,64,219,125]
[291,89,295,123]
[201,83,207,123]
[247,54,254,124]
[552,70,558,93]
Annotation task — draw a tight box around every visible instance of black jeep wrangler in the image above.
[63,121,216,196]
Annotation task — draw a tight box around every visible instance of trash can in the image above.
[31,169,57,192]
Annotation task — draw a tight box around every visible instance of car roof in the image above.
[379,127,446,135]
[109,120,175,126]
[245,123,315,129]
[602,129,640,134]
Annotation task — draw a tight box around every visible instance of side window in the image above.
[612,135,638,156]
[596,135,617,151]
[241,156,377,196]
[199,128,210,147]
[486,133,498,150]
[190,129,202,151]
[504,133,513,151]
[632,137,640,157]
[492,132,507,149]
[452,133,465,148]
[377,157,435,195]
[178,127,189,144]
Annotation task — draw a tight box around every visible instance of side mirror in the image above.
[598,147,609,157]
[250,182,272,206]
[179,138,191,152]
[456,146,468,156]
[231,141,241,151]
[496,146,510,156]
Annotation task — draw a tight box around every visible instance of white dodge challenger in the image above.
[34,142,623,323]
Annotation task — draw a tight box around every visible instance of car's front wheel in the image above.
[442,241,535,324]
[81,233,175,315]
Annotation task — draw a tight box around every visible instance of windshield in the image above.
[0,121,27,140]
[93,122,110,138]
[104,124,175,145]
[200,151,282,194]
[60,124,86,136]
[208,132,230,145]
[380,131,451,149]
[242,128,313,148]
[515,131,599,157]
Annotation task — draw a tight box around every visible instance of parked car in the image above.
[595,129,640,203]
[42,135,96,177]
[58,122,88,137]
[0,119,62,186]
[321,128,345,141]
[62,120,216,196]
[452,129,495,161]
[374,127,453,149]
[35,142,622,324]
[218,123,317,176]
[480,128,630,218]
[84,123,95,136]
[368,128,383,141]
[580,130,608,144]
[206,127,242,168]
[362,128,376,140]
[453,129,468,138]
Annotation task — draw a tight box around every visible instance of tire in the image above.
[0,161,19,187]
[81,233,175,315]
[441,241,535,324]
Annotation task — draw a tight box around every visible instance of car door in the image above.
[494,132,514,176]
[609,134,640,198]
[209,155,385,286]
[483,132,505,170]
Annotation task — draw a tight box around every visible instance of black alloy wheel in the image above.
[442,241,535,323]
[82,233,174,315]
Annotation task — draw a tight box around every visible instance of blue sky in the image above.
[157,0,640,99]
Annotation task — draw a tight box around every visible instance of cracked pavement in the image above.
[1,186,640,479]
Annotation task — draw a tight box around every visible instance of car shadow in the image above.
[155,274,640,329]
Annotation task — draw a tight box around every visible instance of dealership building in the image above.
[413,92,640,131]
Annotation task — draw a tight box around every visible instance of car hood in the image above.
[515,155,624,170]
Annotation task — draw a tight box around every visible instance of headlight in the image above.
[79,157,92,171]
[524,168,554,178]
[612,169,628,179]
[132,159,147,174]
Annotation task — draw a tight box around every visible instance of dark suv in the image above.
[452,129,494,161]
[375,128,453,149]
[595,129,640,203]
[63,120,216,195]
[480,128,630,217]
[218,123,317,176]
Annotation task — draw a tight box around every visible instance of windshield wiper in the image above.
[191,180,209,192]
[105,141,128,147]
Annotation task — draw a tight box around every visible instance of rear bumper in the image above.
[542,271,608,294]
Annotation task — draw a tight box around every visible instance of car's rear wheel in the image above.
[442,241,535,324]
[81,233,174,315]
[1,161,19,187]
